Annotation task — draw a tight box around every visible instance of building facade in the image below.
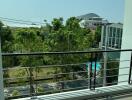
[78,13,108,29]
[101,23,123,50]
[100,23,123,60]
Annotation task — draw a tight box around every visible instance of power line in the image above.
[1,19,38,25]
[0,16,45,25]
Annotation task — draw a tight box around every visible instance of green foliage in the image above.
[12,90,21,96]
[66,17,80,31]
[0,21,3,32]
[1,17,102,88]
[14,68,26,77]
[94,26,102,47]
[36,86,44,93]
[106,61,119,85]
[52,17,63,31]
[100,57,119,86]
[0,25,14,52]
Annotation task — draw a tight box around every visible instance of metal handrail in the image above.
[2,49,132,99]
[2,49,132,56]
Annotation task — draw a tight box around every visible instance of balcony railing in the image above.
[2,49,132,99]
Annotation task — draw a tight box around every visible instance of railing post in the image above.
[93,53,97,90]
[103,25,108,86]
[0,36,5,100]
[29,55,35,97]
[29,67,35,96]
[103,51,107,86]
[128,52,132,84]
[89,53,93,90]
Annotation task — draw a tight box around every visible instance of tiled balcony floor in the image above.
[14,84,132,100]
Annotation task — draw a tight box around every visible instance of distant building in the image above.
[100,23,123,50]
[100,23,123,59]
[77,13,108,29]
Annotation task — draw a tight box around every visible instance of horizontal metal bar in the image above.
[95,80,128,86]
[107,60,131,63]
[2,49,132,56]
[95,66,130,73]
[37,85,89,94]
[4,78,89,88]
[106,74,129,78]
[4,75,88,83]
[89,80,129,88]
[37,71,87,77]
[5,94,30,100]
[2,59,131,70]
[4,77,30,80]
[107,80,128,85]
[6,85,89,99]
[2,58,130,69]
[12,85,132,100]
[5,81,131,99]
[105,66,130,71]
[3,71,129,82]
[58,78,88,83]
[2,63,87,70]
[4,77,92,88]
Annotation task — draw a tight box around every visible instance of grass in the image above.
[8,66,61,78]
[4,66,63,85]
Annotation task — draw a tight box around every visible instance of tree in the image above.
[52,17,63,31]
[0,22,14,87]
[0,16,101,90]
[0,25,14,52]
[12,90,21,96]
[15,29,44,95]
[66,17,80,32]
[93,26,101,47]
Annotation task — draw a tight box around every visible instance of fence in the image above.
[2,49,132,99]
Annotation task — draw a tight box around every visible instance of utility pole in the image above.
[0,34,5,100]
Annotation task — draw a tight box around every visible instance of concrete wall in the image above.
[118,0,132,85]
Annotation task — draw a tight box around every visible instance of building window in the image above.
[113,28,116,37]
[117,28,120,37]
[120,29,123,38]
[116,38,119,48]
[103,26,106,37]
[108,37,112,47]
[103,37,106,46]
[109,27,113,37]
[112,38,115,47]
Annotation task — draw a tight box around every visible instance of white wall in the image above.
[118,0,132,85]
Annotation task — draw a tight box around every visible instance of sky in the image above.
[0,0,124,27]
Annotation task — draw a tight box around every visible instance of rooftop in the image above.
[77,13,101,20]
